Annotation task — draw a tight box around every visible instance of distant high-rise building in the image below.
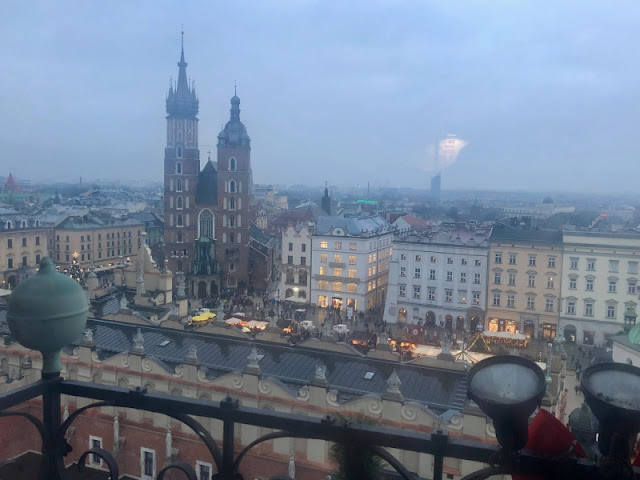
[430,173,441,201]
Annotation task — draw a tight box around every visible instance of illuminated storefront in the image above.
[488,317,518,334]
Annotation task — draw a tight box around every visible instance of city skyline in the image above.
[1,1,639,192]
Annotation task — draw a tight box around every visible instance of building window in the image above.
[607,305,616,319]
[332,281,343,292]
[320,241,328,249]
[569,277,577,289]
[400,254,406,260]
[429,269,436,280]
[526,296,535,310]
[447,257,453,264]
[492,293,501,306]
[586,278,594,291]
[587,259,596,271]
[348,255,356,265]
[413,286,421,299]
[229,157,237,171]
[570,257,578,269]
[547,276,555,289]
[399,284,406,297]
[506,294,515,308]
[335,242,342,250]
[473,292,480,305]
[300,256,306,265]
[288,242,293,252]
[585,302,594,316]
[229,197,236,210]
[400,266,406,277]
[177,214,183,227]
[302,244,306,252]
[460,272,466,283]
[287,255,293,265]
[334,254,342,263]
[428,287,436,300]
[609,280,617,293]
[509,254,517,265]
[475,259,482,266]
[7,258,13,269]
[7,239,12,249]
[547,257,556,268]
[141,448,155,479]
[319,266,328,275]
[494,252,502,264]
[89,436,102,465]
[196,461,212,480]
[528,275,536,288]
[508,272,516,286]
[414,268,421,278]
[629,280,637,295]
[21,238,27,247]
[461,258,468,265]
[349,242,356,250]
[609,260,619,273]
[567,301,576,315]
[415,254,422,262]
[177,146,182,158]
[629,261,639,275]
[320,254,328,263]
[176,196,183,209]
[346,283,357,293]
[474,273,481,284]
[176,178,182,192]
[528,255,536,267]
[229,180,236,193]
[430,256,437,263]
[445,289,453,302]
[446,271,453,281]
[545,298,554,312]
[333,267,343,276]
[36,254,41,263]
[318,280,329,290]
[493,272,501,284]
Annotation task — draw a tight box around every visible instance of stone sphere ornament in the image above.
[7,257,88,375]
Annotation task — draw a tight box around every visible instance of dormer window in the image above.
[177,146,182,158]
[21,221,26,228]
[176,162,182,174]
[229,157,237,171]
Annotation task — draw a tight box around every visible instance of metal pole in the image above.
[40,373,63,480]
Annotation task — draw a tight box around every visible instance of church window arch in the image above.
[198,209,215,239]
[230,233,235,243]
[229,197,235,210]
[169,197,174,208]
[177,146,182,158]
[177,232,183,243]
[6,221,11,230]
[176,161,182,174]
[21,221,26,228]
[229,157,237,171]
[177,214,183,227]
[176,196,183,210]
[229,215,235,227]
[176,179,183,192]
[229,180,236,193]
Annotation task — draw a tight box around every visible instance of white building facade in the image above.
[311,216,394,314]
[279,224,312,304]
[383,228,491,330]
[560,231,640,346]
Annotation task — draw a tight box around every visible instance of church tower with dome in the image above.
[213,91,253,292]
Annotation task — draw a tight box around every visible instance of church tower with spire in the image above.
[215,91,253,291]
[163,32,200,278]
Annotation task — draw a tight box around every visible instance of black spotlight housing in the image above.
[467,355,546,451]
[580,362,640,457]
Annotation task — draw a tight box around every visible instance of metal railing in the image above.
[0,373,633,480]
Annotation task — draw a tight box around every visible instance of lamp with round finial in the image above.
[7,257,88,376]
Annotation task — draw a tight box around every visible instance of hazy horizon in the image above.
[2,1,639,193]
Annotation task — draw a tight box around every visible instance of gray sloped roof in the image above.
[81,318,465,411]
[316,215,391,236]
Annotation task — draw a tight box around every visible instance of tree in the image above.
[328,413,385,480]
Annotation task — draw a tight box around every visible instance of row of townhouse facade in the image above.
[383,224,640,346]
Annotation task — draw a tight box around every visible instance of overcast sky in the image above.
[1,1,639,193]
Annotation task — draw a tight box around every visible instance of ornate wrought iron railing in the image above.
[0,373,635,480]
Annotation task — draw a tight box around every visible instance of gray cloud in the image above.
[1,0,639,193]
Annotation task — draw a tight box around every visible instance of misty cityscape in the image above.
[0,2,640,480]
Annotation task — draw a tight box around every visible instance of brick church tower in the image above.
[215,92,253,292]
[163,33,200,277]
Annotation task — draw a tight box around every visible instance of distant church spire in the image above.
[166,30,198,117]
